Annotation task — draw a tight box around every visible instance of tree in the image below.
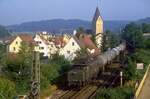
[102,30,120,51]
[40,53,71,89]
[73,48,89,64]
[0,44,6,65]
[50,52,71,74]
[121,23,144,50]
[144,38,150,49]
[0,77,16,99]
[3,41,33,93]
[0,25,11,38]
[41,64,59,86]
[76,27,85,33]
[123,57,136,80]
[141,23,150,33]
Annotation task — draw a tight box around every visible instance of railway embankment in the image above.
[95,49,150,99]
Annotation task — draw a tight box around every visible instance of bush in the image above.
[123,48,150,80]
[95,86,134,99]
[123,57,136,80]
[41,64,59,85]
[0,77,16,99]
[50,53,71,74]
[40,53,71,90]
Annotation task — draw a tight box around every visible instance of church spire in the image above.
[92,6,104,50]
[93,7,100,21]
[93,7,101,22]
[92,6,103,34]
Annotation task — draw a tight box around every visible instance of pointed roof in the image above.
[72,36,85,48]
[5,34,34,44]
[93,7,102,22]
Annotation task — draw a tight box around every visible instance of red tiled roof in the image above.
[18,34,34,43]
[5,34,35,44]
[78,35,100,56]
[52,37,66,48]
[4,36,16,44]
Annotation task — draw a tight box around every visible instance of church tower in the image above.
[92,7,104,49]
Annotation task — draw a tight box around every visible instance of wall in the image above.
[8,36,22,53]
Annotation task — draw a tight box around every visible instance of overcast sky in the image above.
[0,0,150,25]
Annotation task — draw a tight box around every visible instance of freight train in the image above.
[68,43,126,86]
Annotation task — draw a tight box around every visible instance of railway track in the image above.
[51,70,120,99]
[75,86,97,99]
[88,70,120,99]
[71,85,93,99]
[58,90,77,99]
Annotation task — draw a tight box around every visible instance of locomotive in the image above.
[68,43,126,86]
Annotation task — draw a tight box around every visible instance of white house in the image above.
[34,34,57,58]
[60,36,82,61]
[60,34,100,61]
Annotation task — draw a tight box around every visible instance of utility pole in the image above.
[29,51,40,99]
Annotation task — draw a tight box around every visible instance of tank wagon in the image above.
[68,43,126,86]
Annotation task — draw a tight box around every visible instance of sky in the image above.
[0,0,150,25]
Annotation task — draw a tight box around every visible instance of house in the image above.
[52,36,66,49]
[6,34,34,53]
[36,31,55,40]
[60,34,100,61]
[34,34,57,58]
[78,34,100,56]
[60,36,83,60]
[63,33,71,44]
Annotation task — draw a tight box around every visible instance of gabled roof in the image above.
[5,34,34,44]
[4,36,16,44]
[52,37,66,48]
[72,36,85,48]
[18,34,34,43]
[36,34,50,45]
[70,34,100,56]
[79,35,100,56]
[93,7,102,22]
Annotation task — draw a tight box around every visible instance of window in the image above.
[13,47,16,51]
[72,42,74,46]
[67,51,70,54]
[16,41,18,44]
[40,47,44,50]
[36,41,42,44]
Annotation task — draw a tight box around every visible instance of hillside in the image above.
[0,25,11,39]
[136,17,150,24]
[7,19,91,33]
[7,19,129,33]
[6,17,150,33]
